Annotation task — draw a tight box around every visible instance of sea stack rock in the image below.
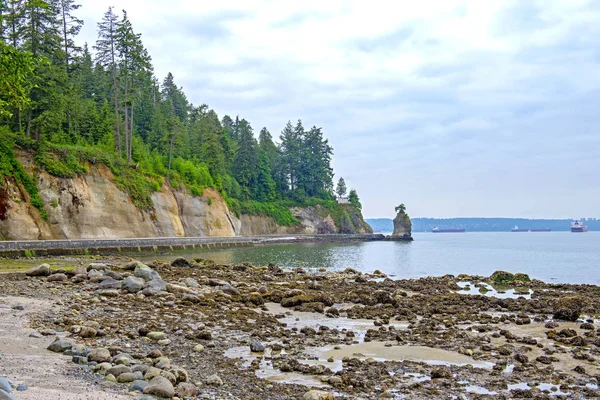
[392,204,413,240]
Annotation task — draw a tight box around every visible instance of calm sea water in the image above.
[160,232,600,285]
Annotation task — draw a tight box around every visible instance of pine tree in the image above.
[336,177,347,199]
[94,6,120,154]
[58,0,82,72]
[348,189,361,210]
[233,118,257,198]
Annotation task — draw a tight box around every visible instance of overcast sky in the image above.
[77,0,600,219]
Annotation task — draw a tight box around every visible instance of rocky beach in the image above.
[1,257,599,399]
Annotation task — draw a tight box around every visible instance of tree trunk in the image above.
[129,103,134,162]
[61,0,68,72]
[124,103,129,163]
[26,110,31,138]
[113,72,120,156]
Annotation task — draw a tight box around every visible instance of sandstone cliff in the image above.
[0,154,372,240]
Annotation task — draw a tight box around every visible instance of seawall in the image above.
[0,233,394,258]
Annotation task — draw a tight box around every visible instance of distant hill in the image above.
[365,218,600,232]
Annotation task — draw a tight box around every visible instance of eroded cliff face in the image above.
[0,155,372,240]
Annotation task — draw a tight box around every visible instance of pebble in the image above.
[205,374,223,386]
[193,344,204,352]
[129,380,147,392]
[147,332,166,341]
[15,385,27,392]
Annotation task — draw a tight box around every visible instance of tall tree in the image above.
[300,125,333,197]
[336,177,347,199]
[348,189,361,210]
[94,6,120,154]
[279,120,304,192]
[232,118,257,198]
[58,0,82,72]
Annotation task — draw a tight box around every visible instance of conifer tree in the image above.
[336,177,347,199]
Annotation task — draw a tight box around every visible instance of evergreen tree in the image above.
[94,6,120,153]
[254,148,276,201]
[348,189,361,210]
[232,118,257,198]
[336,177,347,199]
[299,125,333,197]
[58,0,82,72]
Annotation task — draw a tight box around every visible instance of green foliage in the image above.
[114,167,159,210]
[0,43,37,117]
[239,200,299,226]
[348,189,361,210]
[35,146,86,178]
[0,133,47,219]
[395,203,406,214]
[336,177,347,198]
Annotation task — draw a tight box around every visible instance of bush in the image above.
[238,200,299,226]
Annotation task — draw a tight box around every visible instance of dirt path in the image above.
[0,295,128,400]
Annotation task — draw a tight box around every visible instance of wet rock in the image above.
[47,338,74,353]
[143,376,175,398]
[431,368,452,379]
[514,353,529,364]
[181,278,199,288]
[25,264,51,276]
[103,270,123,280]
[553,296,584,322]
[258,285,268,294]
[574,365,586,374]
[250,339,265,352]
[568,336,586,346]
[88,348,111,363]
[122,260,145,270]
[558,328,577,338]
[205,374,223,386]
[545,322,559,329]
[122,276,146,293]
[147,279,167,292]
[176,382,198,397]
[15,385,27,392]
[171,257,190,267]
[536,355,554,364]
[47,273,67,282]
[303,390,335,400]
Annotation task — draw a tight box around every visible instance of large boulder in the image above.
[88,348,111,363]
[47,338,74,353]
[122,276,146,293]
[134,265,160,282]
[143,376,175,398]
[25,264,51,276]
[553,296,585,322]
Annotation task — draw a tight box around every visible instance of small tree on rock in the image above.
[336,177,347,199]
[395,203,406,214]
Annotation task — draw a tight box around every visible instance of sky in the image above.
[76,0,600,219]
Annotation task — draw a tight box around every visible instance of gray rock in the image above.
[0,389,16,400]
[47,338,74,353]
[88,348,111,363]
[88,262,108,271]
[87,270,105,282]
[250,339,265,352]
[25,264,50,276]
[181,278,199,288]
[29,332,42,338]
[0,378,11,393]
[220,284,240,296]
[108,365,131,377]
[176,382,198,397]
[72,356,88,364]
[134,266,161,282]
[129,380,147,392]
[15,385,27,392]
[143,376,175,398]
[103,270,123,280]
[122,276,146,293]
[133,371,144,381]
[47,273,67,282]
[98,278,121,289]
[147,278,167,291]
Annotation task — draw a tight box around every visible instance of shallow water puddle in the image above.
[317,342,494,368]
[456,282,532,299]
[508,382,570,396]
[263,302,408,340]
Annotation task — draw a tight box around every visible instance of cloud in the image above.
[76,0,600,218]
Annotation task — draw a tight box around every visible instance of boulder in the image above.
[147,279,167,292]
[47,273,67,282]
[47,338,73,353]
[129,380,147,392]
[553,296,585,322]
[171,257,190,267]
[250,339,265,352]
[205,374,223,386]
[143,376,174,398]
[25,264,50,276]
[134,265,160,282]
[176,382,198,397]
[88,262,109,271]
[88,348,111,363]
[122,276,146,293]
[98,278,121,289]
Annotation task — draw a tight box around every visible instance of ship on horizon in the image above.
[511,226,551,232]
[571,220,588,233]
[432,227,466,233]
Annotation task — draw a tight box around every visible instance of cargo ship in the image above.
[432,227,466,233]
[511,226,552,232]
[571,220,588,233]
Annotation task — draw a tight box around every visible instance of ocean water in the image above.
[165,232,600,285]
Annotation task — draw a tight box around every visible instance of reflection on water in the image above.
[142,232,600,285]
